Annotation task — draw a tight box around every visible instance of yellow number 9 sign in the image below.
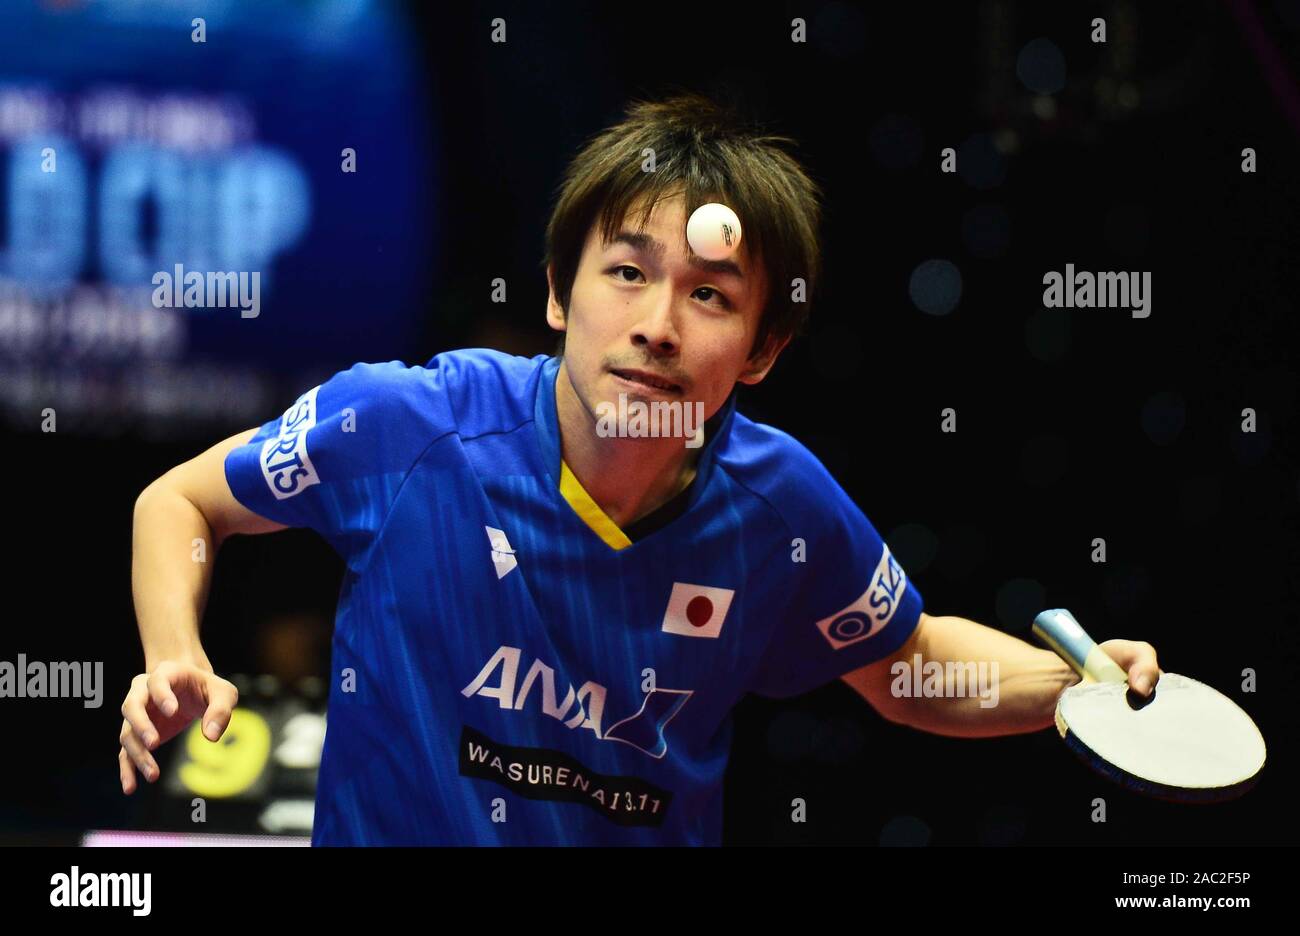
[178,709,272,798]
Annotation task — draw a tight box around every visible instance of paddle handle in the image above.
[1032,609,1129,684]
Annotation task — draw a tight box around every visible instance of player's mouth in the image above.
[608,368,683,395]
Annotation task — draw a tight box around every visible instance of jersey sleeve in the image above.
[223,357,456,566]
[748,456,924,699]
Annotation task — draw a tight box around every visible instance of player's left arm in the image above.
[840,612,1163,738]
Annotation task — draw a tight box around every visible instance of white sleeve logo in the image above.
[815,545,907,650]
[260,385,322,500]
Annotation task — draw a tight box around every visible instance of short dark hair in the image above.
[542,92,824,361]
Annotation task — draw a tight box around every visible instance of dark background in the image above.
[3,0,1298,845]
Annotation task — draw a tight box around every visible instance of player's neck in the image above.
[555,361,701,530]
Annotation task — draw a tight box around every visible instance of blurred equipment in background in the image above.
[154,670,328,838]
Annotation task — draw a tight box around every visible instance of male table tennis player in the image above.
[121,94,1162,845]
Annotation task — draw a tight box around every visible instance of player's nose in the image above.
[631,290,681,353]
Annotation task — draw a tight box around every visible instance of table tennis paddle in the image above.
[1032,608,1266,803]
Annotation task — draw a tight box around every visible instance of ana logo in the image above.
[260,385,321,500]
[661,582,734,639]
[816,545,907,650]
[461,646,692,759]
[485,526,518,579]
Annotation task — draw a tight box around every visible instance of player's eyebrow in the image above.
[609,231,745,280]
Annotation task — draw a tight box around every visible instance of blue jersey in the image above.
[224,349,924,845]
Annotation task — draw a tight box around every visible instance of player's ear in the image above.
[545,263,567,332]
[737,332,790,385]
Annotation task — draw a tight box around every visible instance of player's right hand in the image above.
[118,661,240,794]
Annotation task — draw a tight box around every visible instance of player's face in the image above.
[547,192,783,427]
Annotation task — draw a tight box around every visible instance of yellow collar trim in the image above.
[559,460,633,551]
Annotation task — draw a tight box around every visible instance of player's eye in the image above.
[608,266,731,308]
[610,264,644,283]
[693,286,731,309]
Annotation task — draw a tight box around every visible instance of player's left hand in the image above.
[1097,639,1163,697]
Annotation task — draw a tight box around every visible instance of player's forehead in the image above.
[587,191,766,286]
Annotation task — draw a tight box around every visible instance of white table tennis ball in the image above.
[686,202,742,260]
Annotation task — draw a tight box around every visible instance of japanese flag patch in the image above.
[661,582,735,639]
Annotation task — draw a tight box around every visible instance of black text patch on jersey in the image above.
[458,725,673,827]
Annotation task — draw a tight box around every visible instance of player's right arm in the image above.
[118,353,470,793]
[120,428,288,795]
